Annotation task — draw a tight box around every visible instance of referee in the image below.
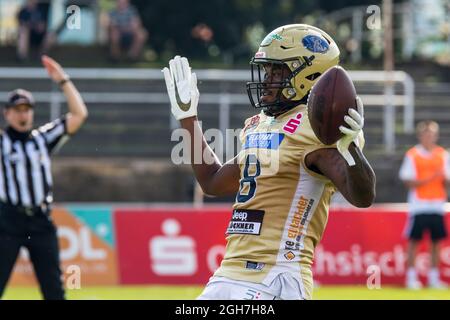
[0,55,88,300]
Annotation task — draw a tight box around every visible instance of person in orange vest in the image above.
[399,120,450,289]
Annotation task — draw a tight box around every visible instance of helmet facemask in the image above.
[246,55,315,117]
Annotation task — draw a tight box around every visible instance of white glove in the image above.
[337,96,364,167]
[162,55,199,120]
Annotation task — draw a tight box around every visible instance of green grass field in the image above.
[3,285,450,300]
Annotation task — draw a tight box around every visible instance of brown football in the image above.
[307,66,357,145]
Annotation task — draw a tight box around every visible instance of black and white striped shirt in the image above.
[0,116,69,208]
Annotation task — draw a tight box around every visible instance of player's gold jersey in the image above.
[214,103,356,299]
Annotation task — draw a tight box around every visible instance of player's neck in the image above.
[420,143,436,152]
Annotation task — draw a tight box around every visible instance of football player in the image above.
[163,24,376,300]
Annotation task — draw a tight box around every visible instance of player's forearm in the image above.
[404,173,443,188]
[345,144,376,207]
[180,117,223,194]
[61,81,88,120]
[403,180,424,188]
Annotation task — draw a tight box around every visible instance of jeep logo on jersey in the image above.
[302,35,329,53]
[227,209,265,235]
[232,211,248,221]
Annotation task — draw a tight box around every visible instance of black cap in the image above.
[6,89,35,109]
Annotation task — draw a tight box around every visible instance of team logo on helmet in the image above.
[302,35,329,53]
[261,32,284,46]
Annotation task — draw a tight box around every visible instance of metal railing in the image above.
[0,67,414,153]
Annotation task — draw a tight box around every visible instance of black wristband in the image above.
[59,78,71,87]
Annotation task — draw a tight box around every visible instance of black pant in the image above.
[0,203,65,300]
[406,213,448,241]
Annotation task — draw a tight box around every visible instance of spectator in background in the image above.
[191,23,214,43]
[108,0,148,62]
[190,23,216,58]
[399,120,450,289]
[16,0,48,62]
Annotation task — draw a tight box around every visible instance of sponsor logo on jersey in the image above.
[227,209,265,235]
[284,196,315,253]
[283,113,303,134]
[284,251,295,261]
[232,210,248,221]
[245,261,265,271]
[244,133,285,150]
[244,115,260,132]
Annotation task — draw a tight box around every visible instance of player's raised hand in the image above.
[162,56,199,120]
[42,55,69,83]
[337,96,364,166]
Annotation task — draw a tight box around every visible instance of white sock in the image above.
[406,267,418,282]
[428,268,440,284]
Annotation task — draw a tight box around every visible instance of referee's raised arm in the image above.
[41,55,88,135]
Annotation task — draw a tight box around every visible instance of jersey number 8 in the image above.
[236,154,261,203]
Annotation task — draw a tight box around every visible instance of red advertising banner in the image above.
[12,205,448,287]
[115,208,229,284]
[314,208,450,285]
[115,206,450,286]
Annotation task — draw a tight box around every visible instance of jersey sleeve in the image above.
[445,150,450,180]
[297,112,337,183]
[399,154,416,181]
[38,115,70,154]
[300,144,337,183]
[238,115,261,148]
[239,118,250,145]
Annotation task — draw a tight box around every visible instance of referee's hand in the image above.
[162,56,199,121]
[42,55,69,83]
